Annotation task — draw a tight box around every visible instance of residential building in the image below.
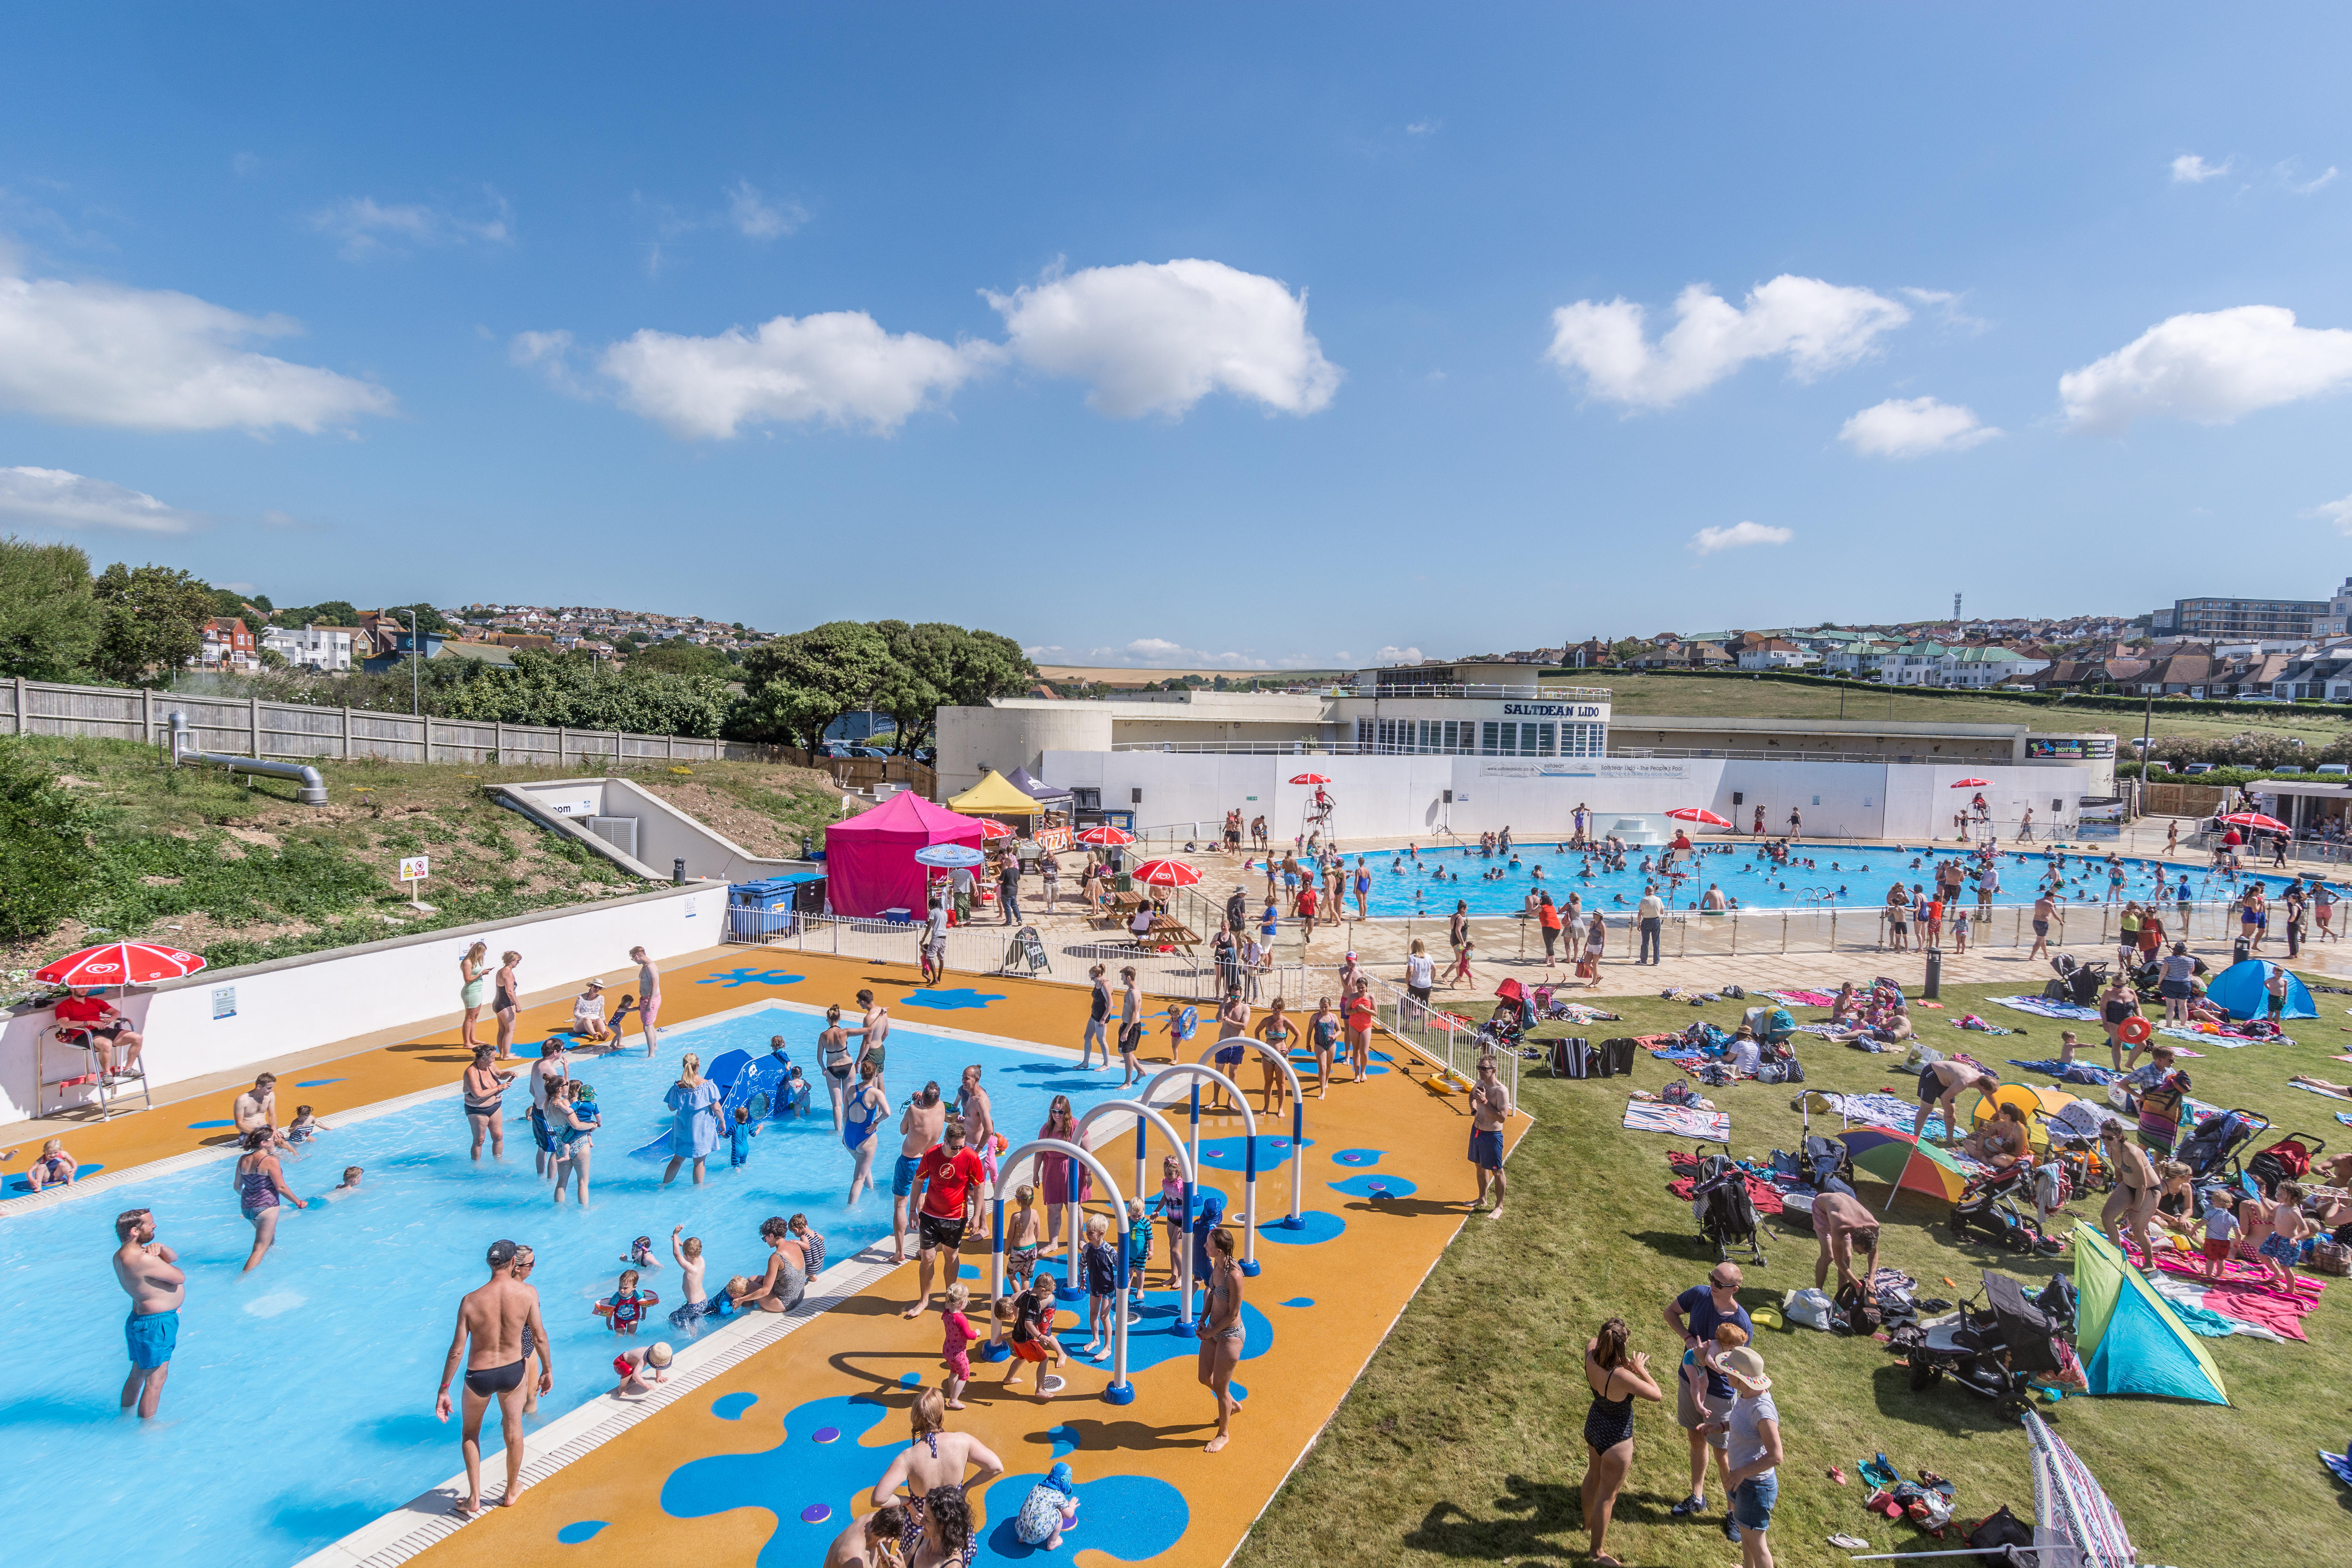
[1735,638,1815,670]
[2154,595,2329,641]
[2316,577,2352,638]
[1821,642,1894,679]
[1937,646,2048,688]
[197,617,260,672]
[1880,641,1949,686]
[259,624,354,672]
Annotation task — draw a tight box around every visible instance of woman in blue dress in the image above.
[661,1052,723,1187]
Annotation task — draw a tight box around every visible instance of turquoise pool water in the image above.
[1318,842,2305,918]
[0,1002,1136,1568]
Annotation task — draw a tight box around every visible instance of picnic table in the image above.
[1121,916,1200,956]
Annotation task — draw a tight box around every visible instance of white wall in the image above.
[0,882,726,1129]
[1045,750,2088,844]
[501,777,813,882]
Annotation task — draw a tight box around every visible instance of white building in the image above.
[1735,639,1816,670]
[260,624,355,672]
[1937,646,2048,688]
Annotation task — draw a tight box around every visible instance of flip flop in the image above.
[1829,1535,1870,1551]
[1827,1466,1848,1485]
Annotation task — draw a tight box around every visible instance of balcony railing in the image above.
[1356,681,1613,701]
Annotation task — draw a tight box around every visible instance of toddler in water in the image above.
[940,1282,975,1409]
[623,1236,662,1271]
[597,1269,660,1334]
[321,1166,364,1199]
[729,1103,760,1167]
[286,1105,330,1142]
[610,1341,673,1397]
[667,1227,708,1327]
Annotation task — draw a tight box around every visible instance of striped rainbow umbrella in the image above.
[1837,1126,1970,1208]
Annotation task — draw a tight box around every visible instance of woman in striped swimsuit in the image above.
[232,1128,306,1273]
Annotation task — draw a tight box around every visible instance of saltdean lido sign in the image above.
[1500,701,1608,720]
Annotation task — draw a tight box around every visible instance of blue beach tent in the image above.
[2203,959,2314,1022]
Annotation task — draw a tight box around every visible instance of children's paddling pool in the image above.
[1276,842,2312,919]
[0,1002,1136,1568]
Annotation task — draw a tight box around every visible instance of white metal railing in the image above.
[1356,682,1613,701]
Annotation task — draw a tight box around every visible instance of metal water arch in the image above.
[1136,1063,1264,1275]
[1195,1038,1308,1230]
[987,1137,1138,1405]
[1073,1098,1200,1327]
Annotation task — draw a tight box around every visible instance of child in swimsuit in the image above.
[1002,1272,1067,1399]
[610,1341,673,1397]
[597,1269,659,1335]
[1004,1184,1044,1289]
[1125,1198,1152,1305]
[286,1106,328,1143]
[25,1138,76,1190]
[1156,1156,1188,1281]
[940,1283,975,1410]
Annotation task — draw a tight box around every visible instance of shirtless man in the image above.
[232,1073,289,1148]
[1809,1191,1883,1292]
[957,1065,996,1239]
[892,1082,947,1265]
[869,1387,1005,1513]
[822,1504,910,1568]
[1468,1055,1513,1219]
[1917,1062,1997,1147]
[854,989,892,1080]
[435,1239,553,1515]
[112,1209,184,1418]
[630,945,662,1056]
[55,987,146,1078]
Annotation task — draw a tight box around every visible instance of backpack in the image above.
[1831,1277,1882,1337]
[1967,1504,2034,1567]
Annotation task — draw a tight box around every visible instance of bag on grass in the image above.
[1967,1504,2033,1566]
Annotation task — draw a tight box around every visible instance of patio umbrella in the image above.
[975,819,1016,840]
[1665,807,1731,826]
[36,940,207,987]
[1131,858,1203,887]
[2218,811,2288,833]
[1289,773,1332,785]
[1837,1125,1970,1209]
[1076,825,1136,846]
[914,843,988,869]
[1949,778,1993,788]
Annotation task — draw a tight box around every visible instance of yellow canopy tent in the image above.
[946,770,1044,817]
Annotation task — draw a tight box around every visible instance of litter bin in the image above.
[1924,946,1942,1000]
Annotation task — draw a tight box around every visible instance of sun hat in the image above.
[1720,1346,1771,1390]
[647,1342,674,1368]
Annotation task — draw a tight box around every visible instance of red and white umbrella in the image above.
[1076,824,1136,846]
[2218,812,2289,833]
[1289,773,1332,786]
[1664,807,1731,827]
[975,820,1015,840]
[1949,778,1993,789]
[1131,858,1203,887]
[36,940,207,988]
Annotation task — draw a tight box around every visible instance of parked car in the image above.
[2318,763,2349,777]
[2183,762,2216,775]
[2272,765,2306,776]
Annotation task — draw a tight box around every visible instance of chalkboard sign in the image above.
[1004,924,1053,977]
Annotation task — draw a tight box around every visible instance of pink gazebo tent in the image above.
[822,792,988,918]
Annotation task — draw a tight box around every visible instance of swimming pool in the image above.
[0,1002,1134,1568]
[1293,842,2312,918]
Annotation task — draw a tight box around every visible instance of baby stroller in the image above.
[2045,955,2106,1008]
[1797,1133,1858,1198]
[1690,1152,1766,1266]
[1947,1165,2064,1255]
[1899,1271,2075,1414]
[2174,1107,2269,1186]
[2247,1131,2327,1198]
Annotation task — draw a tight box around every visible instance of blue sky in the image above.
[2,4,2349,669]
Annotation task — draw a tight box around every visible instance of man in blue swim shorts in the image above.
[1466,1056,1512,1219]
[891,1081,946,1265]
[112,1208,185,1418]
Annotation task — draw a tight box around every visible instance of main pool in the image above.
[1304,841,2312,918]
[0,1001,1140,1568]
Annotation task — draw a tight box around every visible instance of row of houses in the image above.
[2017,638,2352,701]
[195,614,546,675]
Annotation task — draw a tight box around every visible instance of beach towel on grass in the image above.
[2147,1274,2290,1343]
[2290,1080,2352,1103]
[1806,1090,1950,1142]
[1764,989,1840,1008]
[1992,995,2103,1023]
[2009,1059,2075,1077]
[2324,1450,2352,1490]
[2152,1253,2326,1341]
[1624,1100,1730,1142]
[2337,1113,2352,1129]
[2161,1024,2296,1049]
[1666,1151,1786,1214]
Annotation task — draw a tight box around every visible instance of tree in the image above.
[871,622,1035,754]
[435,650,733,735]
[210,586,270,619]
[0,536,100,681]
[269,599,361,628]
[90,562,214,686]
[730,620,898,750]
[382,602,452,636]
[628,639,739,681]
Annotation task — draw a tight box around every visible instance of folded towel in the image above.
[1623,1100,1730,1141]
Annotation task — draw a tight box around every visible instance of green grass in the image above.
[0,735,842,982]
[1586,672,2352,749]
[1239,975,2352,1568]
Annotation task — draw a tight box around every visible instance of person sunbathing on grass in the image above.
[2290,1074,2352,1099]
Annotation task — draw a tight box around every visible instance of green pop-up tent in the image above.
[2071,1225,2229,1405]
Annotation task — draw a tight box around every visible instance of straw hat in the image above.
[1720,1346,1771,1391]
[648,1342,675,1368]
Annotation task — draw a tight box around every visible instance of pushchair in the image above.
[1797,1133,1857,1198]
[1690,1152,1767,1265]
[1899,1271,2076,1414]
[2174,1107,2269,1186]
[1947,1165,2064,1254]
[2045,955,2106,1008]
[2247,1131,2327,1198]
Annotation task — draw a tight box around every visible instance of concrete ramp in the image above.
[489,777,817,884]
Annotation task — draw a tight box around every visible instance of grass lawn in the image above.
[1584,672,2352,750]
[1238,972,2352,1568]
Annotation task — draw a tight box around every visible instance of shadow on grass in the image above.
[1622,1228,1742,1267]
[1398,1473,1634,1561]
[1866,1361,2042,1433]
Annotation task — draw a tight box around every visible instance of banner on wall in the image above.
[1476,758,1692,781]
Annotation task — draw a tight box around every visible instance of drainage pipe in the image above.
[167,711,329,806]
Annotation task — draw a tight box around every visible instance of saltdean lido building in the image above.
[935,662,2112,844]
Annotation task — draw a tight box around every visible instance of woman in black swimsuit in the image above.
[1578,1316,1663,1567]
[463,1046,515,1163]
[493,949,523,1057]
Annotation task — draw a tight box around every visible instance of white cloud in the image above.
[0,466,200,533]
[2310,493,2352,535]
[2058,305,2352,432]
[1689,521,1794,556]
[1838,396,2000,458]
[1024,638,1353,671]
[596,312,994,438]
[1406,120,1441,136]
[2170,154,2232,184]
[508,328,588,396]
[726,181,804,240]
[985,259,1341,418]
[1373,645,1425,665]
[0,265,393,432]
[1545,275,1910,408]
[310,194,513,259]
[2292,165,2340,195]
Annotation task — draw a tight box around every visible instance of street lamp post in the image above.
[409,610,421,717]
